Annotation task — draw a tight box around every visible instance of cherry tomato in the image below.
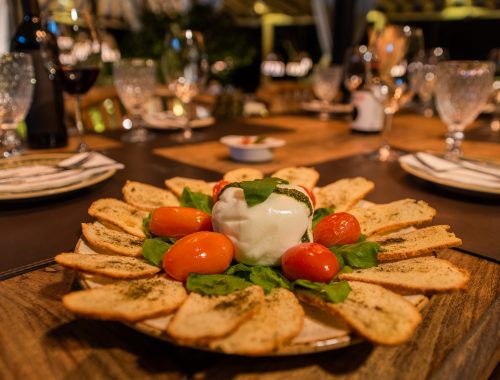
[163,231,234,282]
[313,212,361,247]
[212,180,229,202]
[149,207,212,238]
[300,186,316,207]
[281,243,339,282]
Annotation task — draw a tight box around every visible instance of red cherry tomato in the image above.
[282,243,339,283]
[163,231,234,282]
[313,212,361,247]
[299,186,316,207]
[212,180,230,202]
[149,207,212,238]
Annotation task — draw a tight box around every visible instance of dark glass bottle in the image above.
[10,0,67,149]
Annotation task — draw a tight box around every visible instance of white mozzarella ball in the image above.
[212,185,312,266]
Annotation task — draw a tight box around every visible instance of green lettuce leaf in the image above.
[225,263,292,293]
[180,187,214,214]
[141,238,174,266]
[329,241,380,269]
[312,207,334,229]
[186,273,253,296]
[295,279,351,303]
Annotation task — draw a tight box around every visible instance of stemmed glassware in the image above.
[343,46,368,96]
[369,25,425,161]
[0,53,35,158]
[434,61,494,158]
[44,8,101,152]
[488,48,500,132]
[161,29,208,141]
[113,58,156,143]
[311,65,343,120]
[413,47,449,117]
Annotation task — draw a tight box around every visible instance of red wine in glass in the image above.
[60,66,100,95]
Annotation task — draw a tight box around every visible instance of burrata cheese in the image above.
[212,184,313,266]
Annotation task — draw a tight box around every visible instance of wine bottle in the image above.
[10,0,68,149]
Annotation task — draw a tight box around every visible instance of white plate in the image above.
[301,101,353,114]
[399,157,500,196]
[75,237,427,356]
[144,112,215,130]
[0,153,116,201]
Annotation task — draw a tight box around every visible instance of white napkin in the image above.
[399,152,500,190]
[0,152,124,193]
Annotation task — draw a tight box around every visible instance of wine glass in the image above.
[161,29,208,141]
[434,61,494,158]
[311,65,343,120]
[43,8,101,152]
[343,45,369,95]
[113,59,156,143]
[413,47,449,117]
[0,53,35,158]
[369,25,425,161]
[488,48,500,132]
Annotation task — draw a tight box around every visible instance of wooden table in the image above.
[0,114,499,379]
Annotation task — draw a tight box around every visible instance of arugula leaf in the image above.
[142,213,152,238]
[338,265,353,275]
[224,178,289,207]
[329,241,380,269]
[225,264,292,293]
[358,234,367,242]
[180,187,214,214]
[186,273,252,296]
[312,207,334,229]
[142,238,173,266]
[295,280,351,303]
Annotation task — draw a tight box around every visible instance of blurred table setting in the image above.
[1,0,500,379]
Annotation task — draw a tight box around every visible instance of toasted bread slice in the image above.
[223,168,264,183]
[55,253,159,279]
[166,286,265,345]
[165,177,213,197]
[62,276,187,322]
[368,225,462,261]
[315,177,375,211]
[209,288,304,355]
[88,198,148,238]
[349,199,436,237]
[296,281,422,345]
[338,257,469,294]
[81,222,144,257]
[271,167,319,190]
[122,180,179,211]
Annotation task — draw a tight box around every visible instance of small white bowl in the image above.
[220,135,286,163]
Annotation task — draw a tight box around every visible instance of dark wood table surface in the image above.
[0,115,499,380]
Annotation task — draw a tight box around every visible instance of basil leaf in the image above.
[225,264,292,293]
[358,234,367,242]
[241,178,288,207]
[142,213,152,238]
[142,238,173,266]
[186,273,252,296]
[224,178,289,207]
[253,135,267,144]
[180,187,214,214]
[338,265,353,275]
[332,251,344,271]
[295,280,351,303]
[330,241,380,269]
[312,207,334,229]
